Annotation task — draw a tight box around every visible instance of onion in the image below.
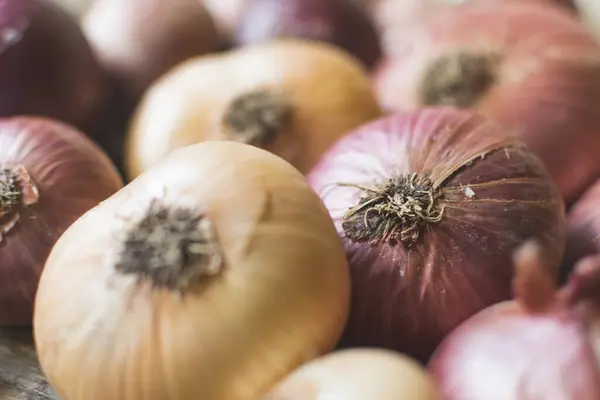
[234,0,382,69]
[126,39,382,180]
[561,179,600,281]
[374,2,600,204]
[0,117,123,326]
[51,0,95,17]
[576,0,600,43]
[203,0,251,42]
[428,241,600,399]
[34,141,350,399]
[0,0,109,131]
[307,107,565,362]
[82,0,220,106]
[264,348,440,399]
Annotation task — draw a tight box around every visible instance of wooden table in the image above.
[0,328,59,400]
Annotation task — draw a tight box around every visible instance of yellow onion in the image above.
[126,39,382,180]
[265,349,440,399]
[34,141,350,400]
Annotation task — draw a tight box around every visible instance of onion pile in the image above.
[0,117,123,326]
[235,0,382,69]
[82,0,220,106]
[308,107,565,362]
[34,141,350,400]
[126,39,382,179]
[0,0,109,131]
[429,241,600,399]
[374,2,600,203]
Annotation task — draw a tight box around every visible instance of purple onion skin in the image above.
[308,108,565,362]
[235,0,382,69]
[0,0,109,130]
[428,300,600,399]
[0,117,123,326]
[561,179,600,282]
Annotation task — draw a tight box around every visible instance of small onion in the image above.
[373,2,600,203]
[428,241,600,399]
[264,348,440,399]
[234,0,382,69]
[126,39,382,180]
[561,179,600,281]
[0,117,123,326]
[308,108,565,362]
[83,0,220,106]
[0,0,109,130]
[34,141,350,400]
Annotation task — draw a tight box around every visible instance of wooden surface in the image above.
[0,328,59,400]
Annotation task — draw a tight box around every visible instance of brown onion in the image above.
[126,39,382,180]
[83,0,220,106]
[34,141,350,399]
[373,2,600,203]
[428,241,600,399]
[308,107,565,362]
[234,0,382,69]
[561,179,600,281]
[0,117,123,326]
[0,0,109,130]
[265,349,439,399]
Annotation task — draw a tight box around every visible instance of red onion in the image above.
[83,0,220,106]
[0,117,123,326]
[234,0,382,68]
[373,2,600,203]
[561,179,600,281]
[308,108,565,362]
[0,0,109,130]
[428,241,600,399]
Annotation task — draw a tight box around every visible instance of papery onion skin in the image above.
[264,348,440,399]
[308,108,565,362]
[34,141,350,400]
[428,245,600,400]
[235,0,382,69]
[561,179,600,281]
[0,117,123,326]
[374,2,600,203]
[83,0,220,106]
[203,0,252,43]
[126,39,382,180]
[0,0,109,130]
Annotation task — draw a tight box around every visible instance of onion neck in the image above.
[115,203,224,291]
[340,173,444,247]
[512,241,557,314]
[420,52,498,107]
[221,88,292,148]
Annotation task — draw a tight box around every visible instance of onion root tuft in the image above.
[115,201,223,290]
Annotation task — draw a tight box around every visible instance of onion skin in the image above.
[428,245,600,400]
[51,0,95,17]
[83,0,220,106]
[235,0,382,69]
[0,117,123,326]
[374,3,600,203]
[34,141,350,400]
[561,179,600,281]
[308,108,565,362]
[203,0,251,42]
[126,39,382,180]
[0,0,109,130]
[265,349,440,399]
